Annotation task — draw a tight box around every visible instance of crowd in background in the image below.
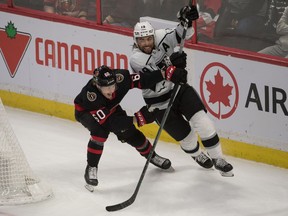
[0,0,287,58]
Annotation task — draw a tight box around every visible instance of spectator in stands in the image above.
[143,0,189,21]
[264,0,288,33]
[197,0,223,42]
[43,0,89,19]
[103,0,145,27]
[102,0,190,27]
[215,0,268,37]
[258,6,288,58]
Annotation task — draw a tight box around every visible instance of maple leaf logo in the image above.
[0,21,31,77]
[200,62,239,120]
[205,70,233,118]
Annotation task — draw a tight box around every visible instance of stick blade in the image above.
[106,195,136,212]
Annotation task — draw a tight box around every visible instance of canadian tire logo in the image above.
[200,62,239,119]
[0,21,31,78]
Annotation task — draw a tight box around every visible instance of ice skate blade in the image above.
[85,184,95,192]
[220,171,234,177]
[165,166,175,172]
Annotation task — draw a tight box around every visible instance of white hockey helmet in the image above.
[133,21,155,44]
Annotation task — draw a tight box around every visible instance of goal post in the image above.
[0,98,53,205]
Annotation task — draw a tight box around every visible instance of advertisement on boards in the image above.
[0,12,144,106]
[1,12,287,153]
[193,51,288,152]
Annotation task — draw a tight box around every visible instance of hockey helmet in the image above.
[93,65,116,87]
[133,21,155,43]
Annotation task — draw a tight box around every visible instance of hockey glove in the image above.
[165,66,187,84]
[134,106,159,127]
[177,5,199,27]
[170,51,187,69]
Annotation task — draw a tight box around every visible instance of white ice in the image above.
[1,107,288,216]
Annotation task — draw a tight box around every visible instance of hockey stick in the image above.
[105,83,181,212]
[179,19,189,54]
[105,23,189,213]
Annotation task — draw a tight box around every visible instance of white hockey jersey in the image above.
[130,24,194,110]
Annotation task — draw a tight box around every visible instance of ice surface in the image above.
[1,107,287,216]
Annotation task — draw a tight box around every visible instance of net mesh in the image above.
[0,98,53,205]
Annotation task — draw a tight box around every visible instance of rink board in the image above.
[0,12,287,169]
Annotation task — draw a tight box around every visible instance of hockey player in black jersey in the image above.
[74,65,187,191]
[130,5,233,177]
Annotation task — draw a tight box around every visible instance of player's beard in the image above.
[140,45,153,54]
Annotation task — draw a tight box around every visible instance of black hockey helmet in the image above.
[93,65,116,87]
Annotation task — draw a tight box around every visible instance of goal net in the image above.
[0,98,53,205]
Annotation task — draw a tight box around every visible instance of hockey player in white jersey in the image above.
[130,5,234,177]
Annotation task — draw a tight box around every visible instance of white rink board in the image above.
[0,12,133,104]
[0,12,287,152]
[191,50,288,151]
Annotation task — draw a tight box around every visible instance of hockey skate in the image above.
[192,152,213,169]
[212,158,234,177]
[150,153,172,170]
[84,165,98,192]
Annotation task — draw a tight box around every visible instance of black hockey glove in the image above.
[177,5,199,27]
[170,51,187,69]
[165,66,187,84]
[134,106,159,127]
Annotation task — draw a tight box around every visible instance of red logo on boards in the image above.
[200,62,239,119]
[0,21,31,78]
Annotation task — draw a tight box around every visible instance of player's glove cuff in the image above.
[134,110,147,127]
[165,66,187,84]
[134,106,159,127]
